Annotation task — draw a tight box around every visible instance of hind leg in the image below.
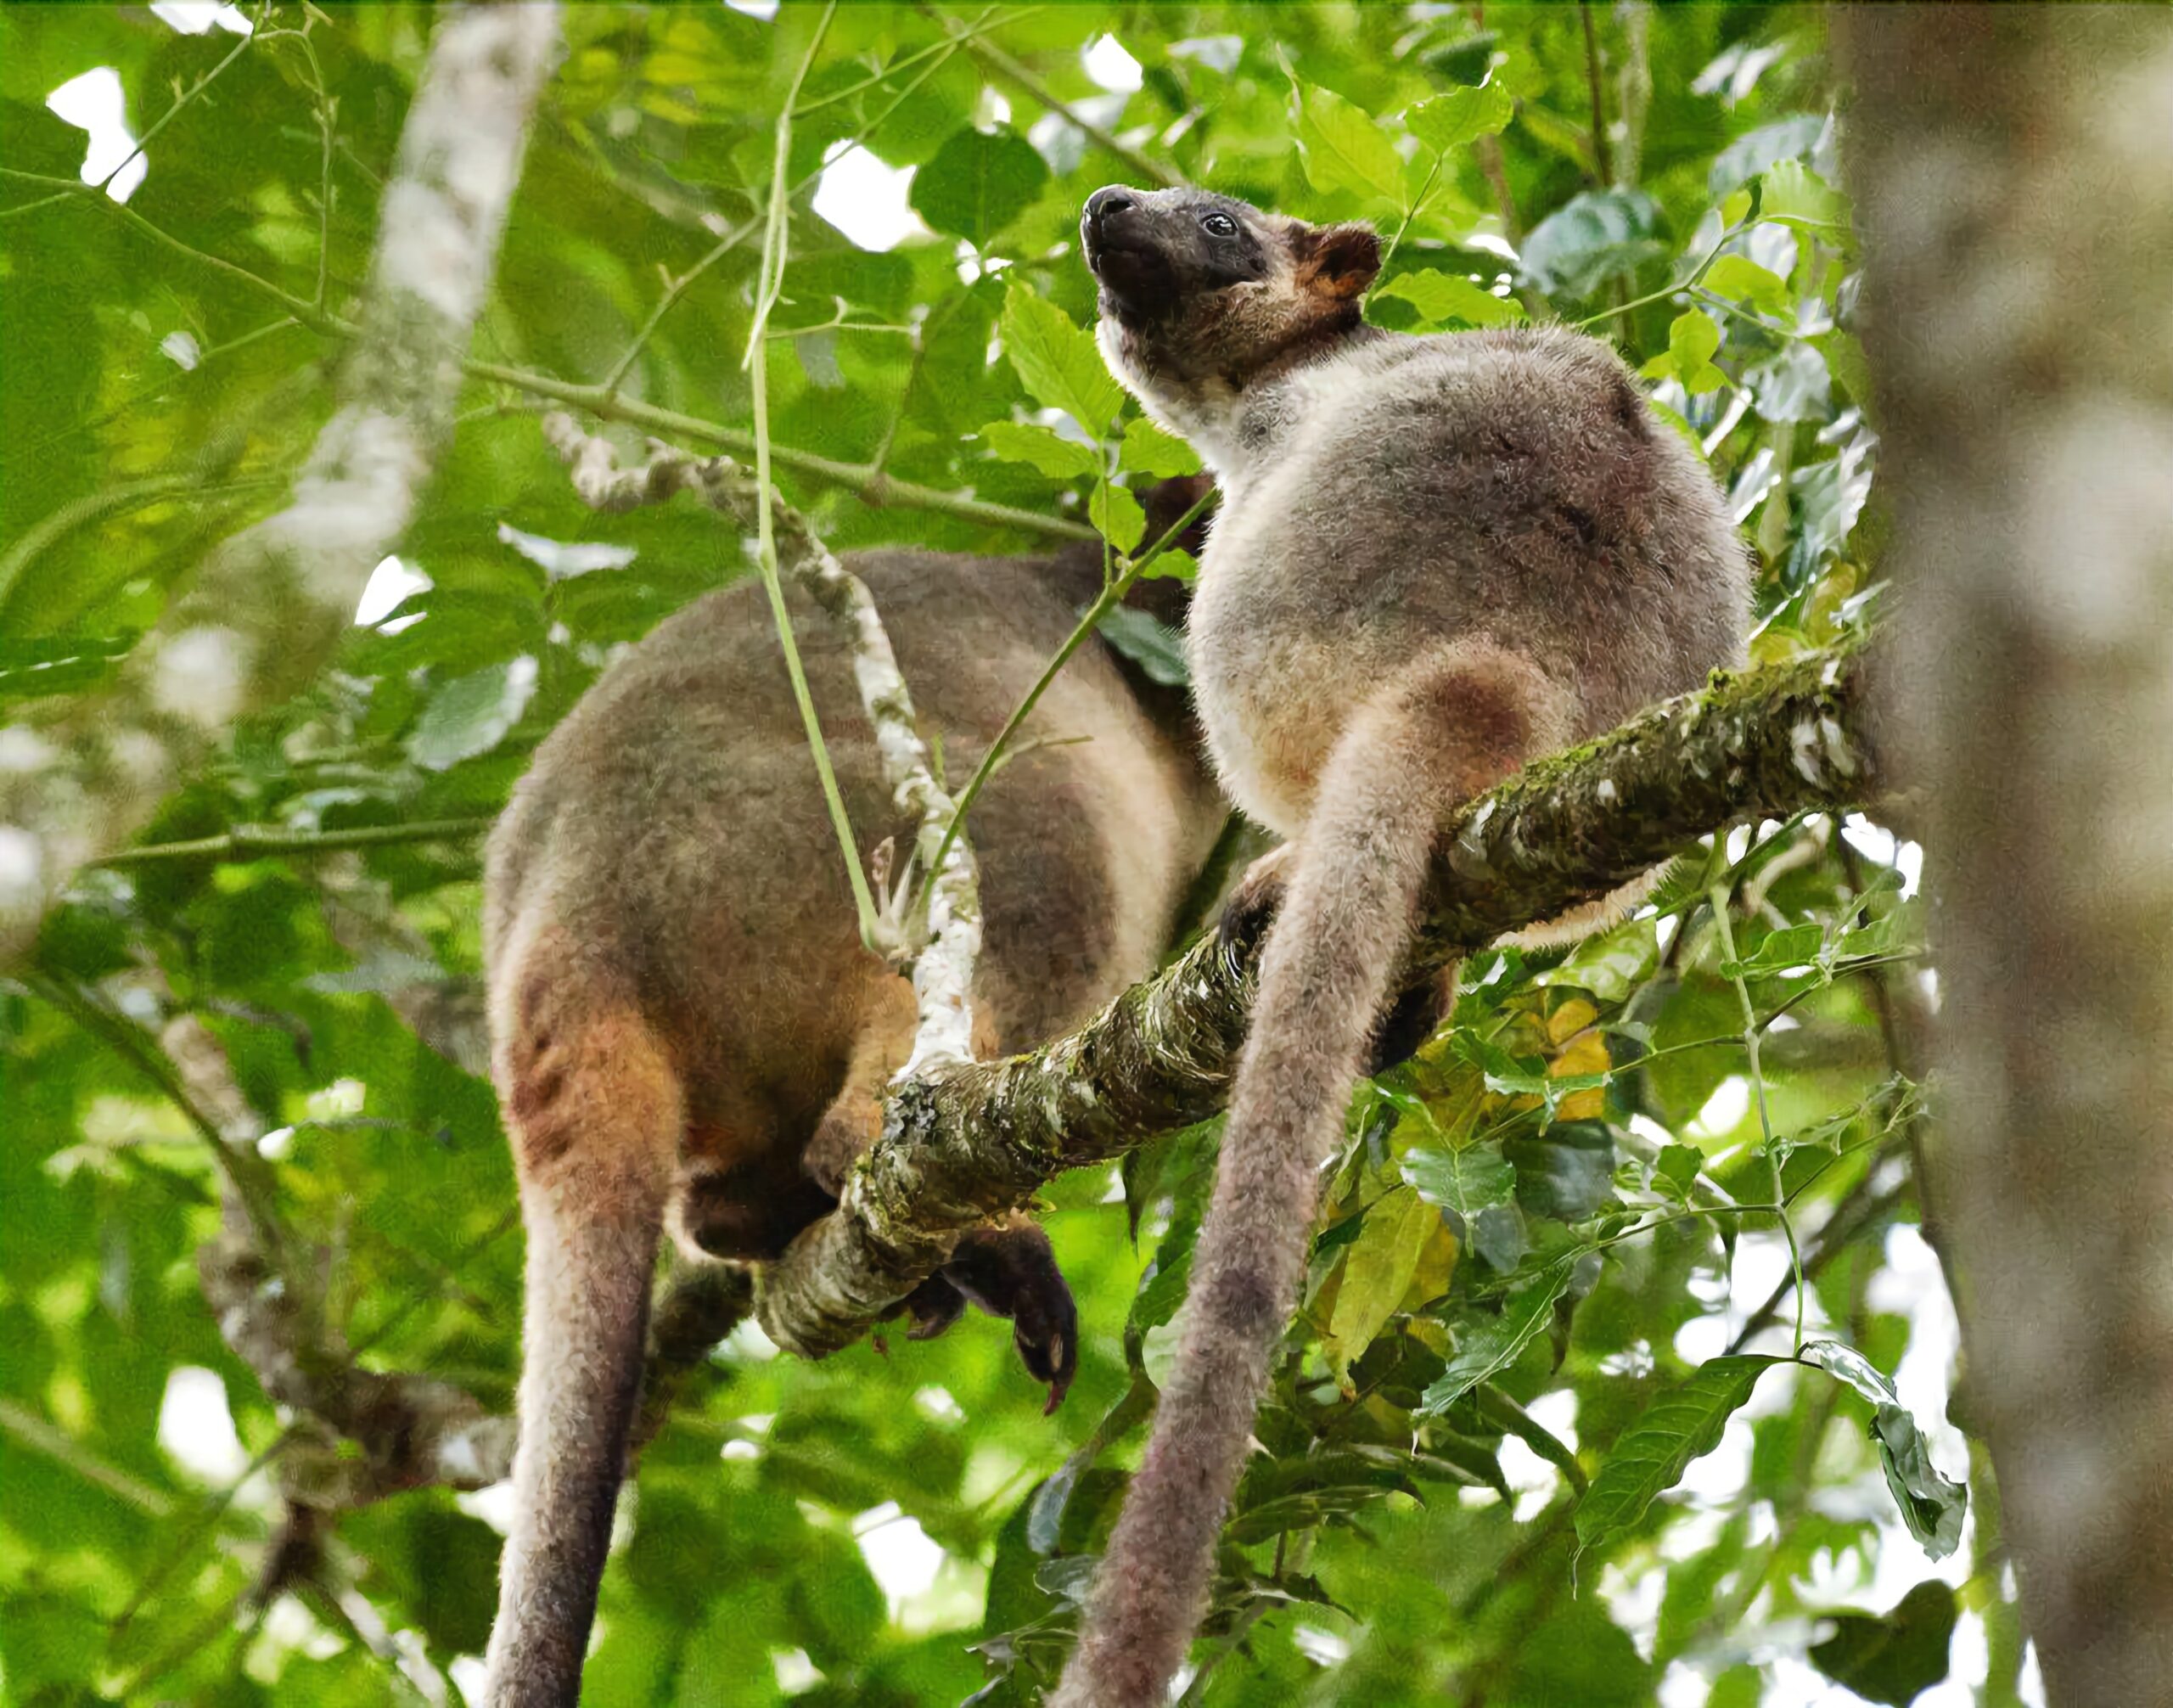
[806,977,1080,1409]
[935,1213,1078,1413]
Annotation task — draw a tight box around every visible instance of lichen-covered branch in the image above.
[756,640,1883,1357]
[167,1000,743,1506]
[155,641,1877,1498]
[542,413,986,1070]
[0,5,559,965]
[166,1011,518,1509]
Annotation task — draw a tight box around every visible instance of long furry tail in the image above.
[1053,645,1557,1708]
[483,998,679,1708]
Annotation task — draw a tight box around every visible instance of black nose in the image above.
[1086,186,1137,227]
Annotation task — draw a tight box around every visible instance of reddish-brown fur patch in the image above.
[1292,222,1381,301]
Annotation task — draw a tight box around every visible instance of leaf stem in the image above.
[1576,219,1750,329]
[92,817,496,867]
[1481,1385,1589,1495]
[1579,2,1614,186]
[101,1,264,194]
[932,9,1180,188]
[741,4,878,945]
[25,975,289,1271]
[790,5,1022,115]
[603,14,981,396]
[920,484,1216,896]
[0,175,1093,542]
[1708,885,1805,1351]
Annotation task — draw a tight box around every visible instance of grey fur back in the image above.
[1193,324,1749,834]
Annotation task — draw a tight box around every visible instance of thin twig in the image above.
[1579,3,1614,185]
[0,173,1094,542]
[100,1,264,194]
[924,485,1216,896]
[1480,1385,1588,1496]
[93,817,496,867]
[469,358,1093,538]
[793,6,1020,116]
[1708,885,1805,1351]
[602,8,981,395]
[927,9,1181,188]
[0,1399,177,1517]
[26,974,288,1266]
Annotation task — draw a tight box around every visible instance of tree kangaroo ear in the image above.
[1295,222,1382,301]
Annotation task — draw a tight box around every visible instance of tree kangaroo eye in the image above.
[1199,211,1238,238]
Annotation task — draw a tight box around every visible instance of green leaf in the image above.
[1648,398,1709,458]
[1800,1340,1968,1559]
[1026,1379,1154,1555]
[1094,604,1188,687]
[1654,1144,1704,1199]
[406,657,538,773]
[979,420,1101,481]
[1136,545,1196,584]
[1726,920,1824,978]
[907,126,1049,248]
[1451,1031,1551,1098]
[1322,1187,1440,1390]
[787,1529,886,1669]
[1088,480,1146,553]
[1575,1355,1784,1557]
[1870,1404,1968,1561]
[1667,310,1727,395]
[1404,81,1514,155]
[1506,1121,1618,1222]
[1001,281,1123,439]
[1422,1259,1576,1413]
[1809,1581,1959,1706]
[1229,1447,1441,1544]
[1117,415,1200,477]
[1520,188,1665,298]
[1373,269,1526,330]
[1701,253,1791,318]
[1403,1140,1516,1218]
[1708,114,1826,197]
[1496,1595,1656,1708]
[1762,158,1848,228]
[1749,341,1832,424]
[0,632,132,705]
[1289,79,1406,209]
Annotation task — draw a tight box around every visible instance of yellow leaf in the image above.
[1399,1219,1462,1312]
[1322,1187,1441,1395]
[1550,1023,1612,1121]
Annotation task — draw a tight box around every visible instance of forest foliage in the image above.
[0,5,2002,1705]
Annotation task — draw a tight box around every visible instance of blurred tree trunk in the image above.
[1839,8,2173,1701]
[0,4,559,965]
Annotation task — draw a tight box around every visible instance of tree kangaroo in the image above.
[1053,187,1750,1707]
[480,480,1225,1705]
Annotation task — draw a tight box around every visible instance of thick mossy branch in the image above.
[756,640,1879,1357]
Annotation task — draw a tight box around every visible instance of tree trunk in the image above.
[1839,8,2173,1701]
[0,4,559,964]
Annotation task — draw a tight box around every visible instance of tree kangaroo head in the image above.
[1081,185,1380,402]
